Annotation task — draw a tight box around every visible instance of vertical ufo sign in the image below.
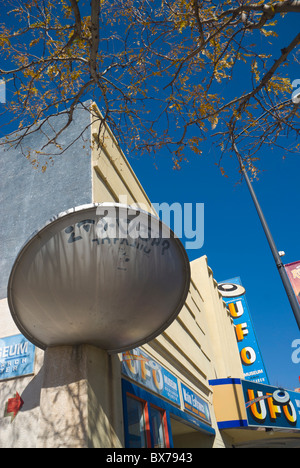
[8,203,191,353]
[218,277,269,385]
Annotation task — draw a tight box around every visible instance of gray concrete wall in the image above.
[0,103,93,299]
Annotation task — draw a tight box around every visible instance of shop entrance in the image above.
[122,379,215,448]
[170,416,214,448]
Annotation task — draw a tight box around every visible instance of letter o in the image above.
[272,389,290,405]
[240,347,256,365]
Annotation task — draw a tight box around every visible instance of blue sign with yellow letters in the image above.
[242,380,300,430]
[218,277,269,385]
[0,334,35,380]
[122,348,181,406]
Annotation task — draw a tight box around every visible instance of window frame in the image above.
[125,393,152,448]
[123,387,172,448]
[149,403,170,448]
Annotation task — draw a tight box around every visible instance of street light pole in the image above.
[233,143,300,331]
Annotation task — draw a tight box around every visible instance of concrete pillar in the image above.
[37,345,124,448]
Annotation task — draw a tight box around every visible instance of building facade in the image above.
[0,102,299,448]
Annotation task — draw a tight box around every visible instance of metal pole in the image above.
[235,145,300,330]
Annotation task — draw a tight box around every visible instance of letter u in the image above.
[248,390,267,422]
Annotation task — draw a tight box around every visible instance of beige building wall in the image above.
[0,103,243,448]
[91,106,154,211]
[90,104,244,448]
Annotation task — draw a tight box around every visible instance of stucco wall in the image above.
[0,103,92,299]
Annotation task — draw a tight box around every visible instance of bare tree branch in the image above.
[0,0,299,174]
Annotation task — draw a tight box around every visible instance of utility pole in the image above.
[233,142,300,331]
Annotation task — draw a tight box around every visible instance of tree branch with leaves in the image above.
[0,0,299,174]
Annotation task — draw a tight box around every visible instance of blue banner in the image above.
[122,348,181,406]
[242,380,300,430]
[218,277,269,385]
[181,383,211,424]
[0,334,35,380]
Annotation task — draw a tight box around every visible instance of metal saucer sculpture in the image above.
[8,203,190,353]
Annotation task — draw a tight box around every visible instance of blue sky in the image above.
[0,4,299,391]
[130,130,300,392]
[128,10,300,392]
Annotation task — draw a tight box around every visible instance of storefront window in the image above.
[126,395,149,448]
[123,384,173,448]
[123,379,215,449]
[150,406,167,448]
